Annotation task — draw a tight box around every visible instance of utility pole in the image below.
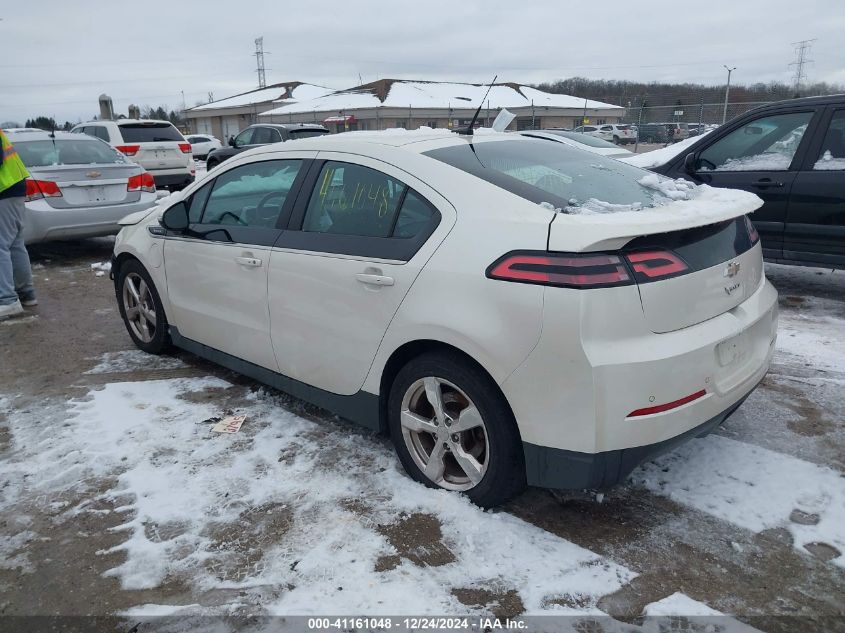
[722,65,736,124]
[789,39,816,95]
[254,36,267,89]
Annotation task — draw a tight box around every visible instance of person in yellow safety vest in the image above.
[0,129,37,320]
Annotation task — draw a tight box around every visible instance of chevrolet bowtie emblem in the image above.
[86,171,101,178]
[724,262,741,278]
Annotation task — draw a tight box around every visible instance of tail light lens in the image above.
[115,144,141,156]
[745,216,760,244]
[178,143,192,153]
[25,179,63,202]
[487,251,633,289]
[624,250,689,283]
[127,172,156,193]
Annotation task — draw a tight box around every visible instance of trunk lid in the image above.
[547,187,765,333]
[29,164,141,209]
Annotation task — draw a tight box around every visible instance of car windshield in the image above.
[424,138,662,211]
[541,131,622,149]
[14,138,127,167]
[118,123,183,142]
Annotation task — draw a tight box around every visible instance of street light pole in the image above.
[722,65,736,124]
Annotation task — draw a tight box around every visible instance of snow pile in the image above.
[621,133,710,169]
[637,173,696,200]
[814,150,845,171]
[635,434,845,568]
[90,261,111,277]
[0,377,635,615]
[709,153,792,172]
[641,594,763,632]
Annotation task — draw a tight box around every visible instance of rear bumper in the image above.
[151,171,195,188]
[522,387,753,489]
[23,195,157,244]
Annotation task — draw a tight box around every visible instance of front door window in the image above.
[697,112,813,171]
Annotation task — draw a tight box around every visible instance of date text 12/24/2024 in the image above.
[307,617,527,630]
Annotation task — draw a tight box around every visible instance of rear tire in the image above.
[116,259,172,355]
[613,135,620,144]
[388,351,526,508]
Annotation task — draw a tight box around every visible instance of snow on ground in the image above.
[777,311,845,374]
[84,350,188,374]
[0,377,635,615]
[634,434,845,567]
[642,594,763,632]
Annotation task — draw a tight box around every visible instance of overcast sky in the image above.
[2,0,843,124]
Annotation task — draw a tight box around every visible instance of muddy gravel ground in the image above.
[1,238,844,633]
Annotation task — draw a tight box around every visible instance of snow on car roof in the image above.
[6,130,81,141]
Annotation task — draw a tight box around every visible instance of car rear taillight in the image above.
[624,250,689,283]
[25,179,63,202]
[487,251,634,289]
[115,144,141,156]
[745,215,760,244]
[127,172,156,193]
[178,143,192,153]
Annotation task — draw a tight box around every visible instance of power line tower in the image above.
[789,39,816,94]
[254,36,267,89]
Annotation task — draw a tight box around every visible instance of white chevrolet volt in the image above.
[111,131,778,507]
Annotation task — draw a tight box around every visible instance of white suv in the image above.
[71,119,195,190]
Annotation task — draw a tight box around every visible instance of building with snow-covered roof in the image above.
[184,82,334,141]
[258,79,625,132]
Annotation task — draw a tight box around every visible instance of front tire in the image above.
[388,351,526,507]
[116,259,171,354]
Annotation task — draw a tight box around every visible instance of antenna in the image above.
[254,36,267,89]
[455,75,497,136]
[788,38,816,94]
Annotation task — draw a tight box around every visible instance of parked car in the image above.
[635,123,670,144]
[206,123,329,170]
[111,131,777,507]
[661,122,690,141]
[71,119,194,191]
[573,124,636,145]
[641,94,845,270]
[519,130,634,158]
[9,130,157,244]
[185,134,222,160]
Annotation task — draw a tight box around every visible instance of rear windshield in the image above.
[118,123,183,143]
[424,139,658,210]
[287,128,328,139]
[542,131,621,149]
[15,139,126,167]
[616,125,631,130]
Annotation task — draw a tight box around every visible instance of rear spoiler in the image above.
[548,185,763,252]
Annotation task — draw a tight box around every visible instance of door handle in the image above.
[235,256,262,267]
[752,178,784,188]
[355,273,394,286]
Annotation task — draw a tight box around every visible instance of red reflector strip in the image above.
[627,389,707,418]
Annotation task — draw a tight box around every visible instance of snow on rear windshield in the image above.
[424,138,694,214]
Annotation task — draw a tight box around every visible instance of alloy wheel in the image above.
[400,377,489,491]
[122,272,157,343]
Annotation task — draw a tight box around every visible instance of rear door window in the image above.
[250,127,275,144]
[813,109,845,170]
[118,123,183,143]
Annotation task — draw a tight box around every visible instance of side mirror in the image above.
[160,202,189,232]
[683,152,697,174]
[229,137,237,147]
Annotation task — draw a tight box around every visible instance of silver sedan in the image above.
[9,130,158,244]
